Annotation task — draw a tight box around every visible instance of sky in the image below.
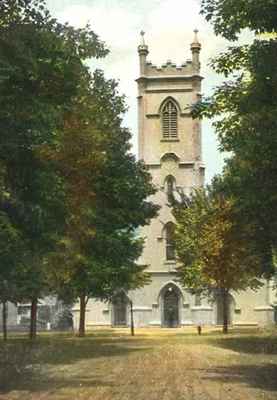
[45,0,249,183]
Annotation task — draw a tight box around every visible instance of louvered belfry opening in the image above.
[162,100,178,139]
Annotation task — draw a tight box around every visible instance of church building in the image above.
[74,32,276,329]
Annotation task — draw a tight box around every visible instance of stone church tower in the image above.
[131,31,205,326]
[72,32,276,329]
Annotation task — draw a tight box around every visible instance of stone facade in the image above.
[76,33,276,330]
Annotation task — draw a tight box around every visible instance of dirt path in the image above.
[100,343,276,400]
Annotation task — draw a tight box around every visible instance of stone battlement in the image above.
[138,31,201,77]
[145,59,194,76]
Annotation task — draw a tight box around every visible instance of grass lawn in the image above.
[1,327,277,400]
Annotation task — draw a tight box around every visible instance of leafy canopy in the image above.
[193,1,277,272]
[46,69,159,305]
[0,0,108,304]
[201,0,277,40]
[174,184,264,295]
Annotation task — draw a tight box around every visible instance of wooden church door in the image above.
[163,286,180,327]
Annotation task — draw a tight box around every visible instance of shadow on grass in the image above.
[211,334,277,355]
[42,341,150,365]
[202,363,277,393]
[0,333,151,394]
[1,373,117,395]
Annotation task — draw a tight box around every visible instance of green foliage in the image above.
[0,1,158,338]
[201,0,277,40]
[0,0,108,251]
[174,185,263,295]
[0,0,108,334]
[47,70,158,308]
[174,181,268,334]
[193,1,277,274]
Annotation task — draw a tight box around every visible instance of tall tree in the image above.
[0,0,158,339]
[0,0,108,338]
[193,1,277,274]
[46,70,158,337]
[174,184,263,333]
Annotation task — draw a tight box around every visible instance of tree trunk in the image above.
[78,294,86,337]
[30,298,38,340]
[130,300,135,336]
[222,289,229,334]
[2,301,7,341]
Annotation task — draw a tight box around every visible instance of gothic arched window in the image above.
[162,100,178,139]
[165,175,176,204]
[165,222,175,260]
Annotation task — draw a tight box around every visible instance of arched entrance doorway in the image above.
[112,292,128,326]
[161,284,181,327]
[216,292,235,325]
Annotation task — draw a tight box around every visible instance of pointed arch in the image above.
[164,175,176,204]
[160,152,180,163]
[163,222,176,260]
[157,281,184,304]
[159,96,181,114]
[160,97,179,139]
[158,281,183,327]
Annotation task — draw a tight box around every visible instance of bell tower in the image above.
[134,32,205,326]
[137,30,204,264]
[137,30,204,186]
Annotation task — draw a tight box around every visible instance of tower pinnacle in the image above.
[193,29,199,44]
[138,30,149,54]
[140,30,146,46]
[191,29,201,71]
[138,30,149,75]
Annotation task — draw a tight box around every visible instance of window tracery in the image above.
[162,100,178,139]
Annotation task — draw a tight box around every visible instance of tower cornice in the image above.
[136,75,203,84]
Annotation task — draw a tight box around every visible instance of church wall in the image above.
[230,284,274,326]
[149,167,196,196]
[190,307,214,326]
[73,300,112,329]
[77,34,276,331]
[73,281,275,330]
